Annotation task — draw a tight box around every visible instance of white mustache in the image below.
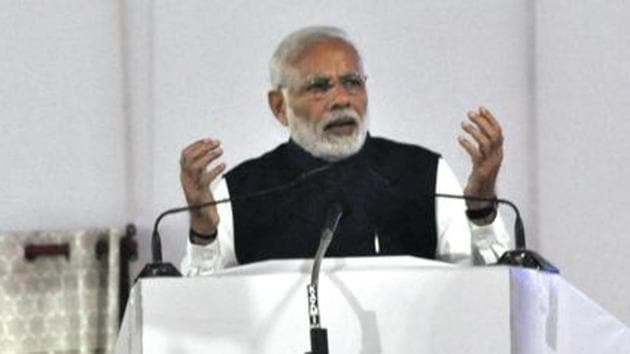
[321,109,361,130]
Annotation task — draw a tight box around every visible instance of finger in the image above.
[477,107,503,144]
[458,136,482,162]
[182,139,221,166]
[189,147,223,173]
[467,111,497,143]
[186,140,220,162]
[199,162,227,187]
[182,138,215,156]
[461,120,490,154]
[479,106,500,127]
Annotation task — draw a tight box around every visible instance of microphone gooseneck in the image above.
[434,193,525,249]
[305,202,344,354]
[137,163,336,280]
[434,193,558,273]
[369,167,548,270]
[311,202,343,286]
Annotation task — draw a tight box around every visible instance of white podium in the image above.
[115,257,630,353]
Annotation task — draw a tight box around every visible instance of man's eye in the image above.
[342,77,364,89]
[305,80,332,93]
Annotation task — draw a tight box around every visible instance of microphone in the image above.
[435,193,559,273]
[305,202,344,354]
[136,213,184,278]
[136,164,336,279]
[367,166,557,272]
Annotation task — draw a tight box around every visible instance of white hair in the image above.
[269,26,361,89]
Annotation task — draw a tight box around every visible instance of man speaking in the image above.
[179,26,510,275]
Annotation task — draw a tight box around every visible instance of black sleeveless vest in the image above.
[225,136,440,265]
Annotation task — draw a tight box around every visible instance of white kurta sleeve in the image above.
[435,158,511,265]
[180,177,238,276]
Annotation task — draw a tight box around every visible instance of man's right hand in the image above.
[179,138,226,236]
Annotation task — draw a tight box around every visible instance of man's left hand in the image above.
[458,106,504,210]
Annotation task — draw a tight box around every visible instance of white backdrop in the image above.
[535,0,630,328]
[1,0,628,324]
[0,1,127,230]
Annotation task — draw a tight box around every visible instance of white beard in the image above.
[285,104,368,162]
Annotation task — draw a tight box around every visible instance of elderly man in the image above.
[180,26,509,275]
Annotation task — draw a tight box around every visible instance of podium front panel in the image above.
[126,258,512,353]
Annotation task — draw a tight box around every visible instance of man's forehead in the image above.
[291,39,363,77]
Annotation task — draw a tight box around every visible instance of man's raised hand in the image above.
[457,106,504,209]
[179,138,226,235]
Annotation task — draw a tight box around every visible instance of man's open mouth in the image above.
[324,117,358,134]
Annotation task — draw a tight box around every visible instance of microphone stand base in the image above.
[305,328,329,354]
[136,262,182,280]
[497,249,560,274]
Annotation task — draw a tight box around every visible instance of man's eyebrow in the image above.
[304,74,331,81]
[339,72,362,78]
[305,71,362,80]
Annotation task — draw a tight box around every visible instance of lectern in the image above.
[115,256,629,353]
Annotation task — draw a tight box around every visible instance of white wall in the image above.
[0,1,127,231]
[536,0,630,325]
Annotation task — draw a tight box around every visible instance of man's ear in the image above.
[268,90,288,126]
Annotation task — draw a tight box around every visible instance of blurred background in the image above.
[1,0,628,334]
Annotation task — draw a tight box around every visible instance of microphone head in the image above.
[332,198,353,218]
[320,200,348,243]
[328,201,344,217]
[323,202,344,231]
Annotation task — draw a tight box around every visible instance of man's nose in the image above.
[328,82,352,110]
